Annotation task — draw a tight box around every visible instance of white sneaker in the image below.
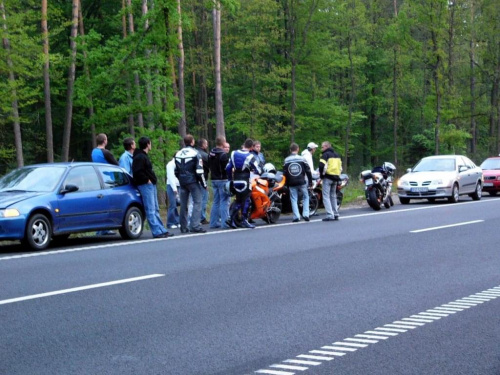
[168,224,178,229]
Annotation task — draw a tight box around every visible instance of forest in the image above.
[1,0,499,182]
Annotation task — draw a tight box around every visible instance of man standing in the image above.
[196,138,210,225]
[226,138,262,229]
[283,143,313,222]
[118,137,135,175]
[301,142,319,179]
[91,133,119,165]
[319,141,342,221]
[132,136,173,238]
[208,135,230,229]
[166,156,180,229]
[175,134,207,234]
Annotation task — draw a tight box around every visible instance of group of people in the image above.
[91,132,343,239]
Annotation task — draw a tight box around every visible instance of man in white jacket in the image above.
[301,142,320,180]
[166,157,180,229]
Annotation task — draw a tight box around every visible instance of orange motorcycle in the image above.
[229,170,287,226]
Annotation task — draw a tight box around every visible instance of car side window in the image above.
[64,166,101,192]
[463,157,475,169]
[97,166,129,189]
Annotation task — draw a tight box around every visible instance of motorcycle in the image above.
[229,171,287,226]
[281,173,350,215]
[359,162,396,211]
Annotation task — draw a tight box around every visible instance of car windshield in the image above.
[480,158,500,170]
[0,166,66,192]
[413,158,456,172]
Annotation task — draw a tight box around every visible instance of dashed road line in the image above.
[252,285,500,374]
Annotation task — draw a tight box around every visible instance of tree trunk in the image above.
[123,0,135,134]
[177,0,187,138]
[469,0,477,155]
[1,1,23,166]
[78,0,97,148]
[127,0,144,128]
[431,29,442,155]
[61,0,79,162]
[213,1,225,137]
[392,0,398,166]
[288,0,296,143]
[41,0,54,162]
[142,0,154,129]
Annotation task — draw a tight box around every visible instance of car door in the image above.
[457,156,475,193]
[95,165,132,225]
[56,166,110,231]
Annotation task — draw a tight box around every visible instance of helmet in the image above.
[263,163,277,174]
[383,162,396,173]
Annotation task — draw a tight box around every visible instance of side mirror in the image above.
[406,168,412,173]
[459,166,468,173]
[61,184,79,194]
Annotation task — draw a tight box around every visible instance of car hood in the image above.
[482,169,500,176]
[0,191,45,209]
[401,171,457,181]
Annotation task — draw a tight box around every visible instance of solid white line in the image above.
[255,369,294,375]
[419,312,448,317]
[411,315,440,320]
[322,346,357,352]
[283,360,321,366]
[355,334,388,340]
[410,220,483,233]
[402,317,434,323]
[270,364,308,371]
[0,274,165,305]
[365,330,399,336]
[345,337,378,344]
[297,354,333,361]
[375,327,407,333]
[309,350,345,357]
[332,341,368,348]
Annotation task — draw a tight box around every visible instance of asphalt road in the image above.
[1,196,500,375]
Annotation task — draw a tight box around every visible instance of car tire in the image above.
[448,184,459,203]
[399,197,410,204]
[470,182,482,201]
[119,206,144,240]
[22,213,52,251]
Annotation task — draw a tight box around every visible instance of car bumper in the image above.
[482,181,500,191]
[397,186,452,199]
[0,217,26,240]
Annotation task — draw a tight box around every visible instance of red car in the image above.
[480,156,500,196]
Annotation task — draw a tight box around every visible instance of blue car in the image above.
[0,162,145,250]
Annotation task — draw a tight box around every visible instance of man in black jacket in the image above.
[283,143,313,222]
[196,138,210,224]
[132,136,173,238]
[208,135,230,229]
[175,134,207,233]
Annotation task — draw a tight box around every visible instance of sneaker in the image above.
[334,216,339,221]
[200,219,209,225]
[190,227,207,233]
[229,221,238,229]
[322,217,334,222]
[154,232,174,238]
[168,224,178,229]
[240,219,255,229]
[292,218,300,223]
[180,227,189,233]
[303,217,310,222]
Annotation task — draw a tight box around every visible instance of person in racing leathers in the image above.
[226,138,262,229]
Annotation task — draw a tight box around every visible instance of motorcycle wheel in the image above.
[336,191,343,210]
[300,191,319,217]
[368,188,382,211]
[266,196,282,224]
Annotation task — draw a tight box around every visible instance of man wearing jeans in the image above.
[319,141,342,221]
[283,143,313,222]
[208,136,230,229]
[165,156,180,229]
[132,137,173,238]
[175,134,207,234]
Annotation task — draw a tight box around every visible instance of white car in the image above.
[397,155,483,204]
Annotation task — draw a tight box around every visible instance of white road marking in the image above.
[402,317,434,323]
[433,306,462,312]
[322,345,357,352]
[283,360,321,366]
[442,304,470,309]
[375,327,407,332]
[297,354,333,361]
[477,292,500,297]
[270,364,308,371]
[365,330,399,336]
[466,296,491,301]
[410,220,483,233]
[0,274,164,305]
[333,341,368,348]
[345,337,378,344]
[356,334,388,340]
[427,309,455,314]
[309,350,345,357]
[451,300,478,306]
[411,315,440,320]
[419,312,448,317]
[385,324,417,329]
[393,320,425,326]
[255,370,294,375]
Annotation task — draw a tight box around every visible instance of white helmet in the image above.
[263,163,277,174]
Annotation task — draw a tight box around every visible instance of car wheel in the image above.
[399,197,410,204]
[448,184,459,203]
[119,207,144,239]
[22,213,52,251]
[470,182,482,201]
[489,191,497,196]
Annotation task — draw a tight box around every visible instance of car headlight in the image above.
[398,180,409,187]
[431,179,443,185]
[0,208,20,218]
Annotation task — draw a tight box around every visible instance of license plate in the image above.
[364,178,373,186]
[410,187,428,192]
[483,182,493,187]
